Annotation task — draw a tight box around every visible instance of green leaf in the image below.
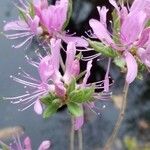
[43,99,60,118]
[41,93,56,105]
[16,5,27,21]
[67,78,76,94]
[67,102,83,117]
[76,70,86,81]
[88,40,119,58]
[114,57,126,69]
[62,0,73,30]
[69,87,95,103]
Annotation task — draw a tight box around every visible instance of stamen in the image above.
[81,53,101,61]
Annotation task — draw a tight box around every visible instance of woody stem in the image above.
[103,82,129,150]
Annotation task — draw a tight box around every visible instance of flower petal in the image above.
[34,100,43,115]
[24,137,32,150]
[124,52,138,84]
[121,11,147,45]
[82,60,93,87]
[89,19,114,45]
[38,140,51,150]
[74,116,84,130]
[55,81,66,97]
[4,21,29,31]
[97,6,108,27]
[60,35,89,47]
[136,27,150,47]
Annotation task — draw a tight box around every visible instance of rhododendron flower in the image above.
[4,15,42,48]
[3,38,108,130]
[89,0,150,84]
[33,0,88,47]
[3,0,88,48]
[0,136,51,150]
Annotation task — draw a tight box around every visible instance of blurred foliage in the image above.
[124,136,150,150]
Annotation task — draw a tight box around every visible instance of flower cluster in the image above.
[4,0,88,48]
[89,0,150,83]
[3,0,150,136]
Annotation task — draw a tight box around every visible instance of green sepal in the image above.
[88,40,119,58]
[62,0,73,30]
[76,70,86,81]
[43,99,60,118]
[69,87,95,103]
[29,2,35,18]
[67,102,83,117]
[41,93,56,105]
[112,9,120,43]
[114,57,126,70]
[67,78,76,94]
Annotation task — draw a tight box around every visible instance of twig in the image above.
[78,128,83,150]
[103,82,129,150]
[70,117,75,150]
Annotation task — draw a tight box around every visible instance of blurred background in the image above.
[0,0,150,149]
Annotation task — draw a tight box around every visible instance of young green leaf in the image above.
[41,93,56,105]
[67,78,76,94]
[114,57,126,69]
[43,99,60,118]
[88,40,119,58]
[62,0,73,30]
[67,102,83,117]
[69,87,95,103]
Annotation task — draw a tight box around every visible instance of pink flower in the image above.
[1,136,51,150]
[89,0,150,84]
[4,15,42,48]
[34,0,88,47]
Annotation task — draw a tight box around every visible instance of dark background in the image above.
[0,0,150,149]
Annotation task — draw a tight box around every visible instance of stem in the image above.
[70,117,75,150]
[103,82,129,150]
[78,128,83,150]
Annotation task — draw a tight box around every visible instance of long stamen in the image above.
[10,76,40,87]
[81,53,101,61]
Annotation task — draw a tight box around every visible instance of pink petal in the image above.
[39,56,54,82]
[50,38,61,72]
[136,27,150,47]
[38,140,51,150]
[55,81,66,97]
[29,15,40,34]
[138,47,150,68]
[130,0,144,12]
[34,100,43,115]
[124,52,138,84]
[24,137,32,150]
[63,42,78,83]
[89,19,114,45]
[121,11,147,45]
[109,0,120,13]
[4,21,29,31]
[60,35,89,47]
[97,6,108,27]
[82,60,93,87]
[74,116,84,131]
